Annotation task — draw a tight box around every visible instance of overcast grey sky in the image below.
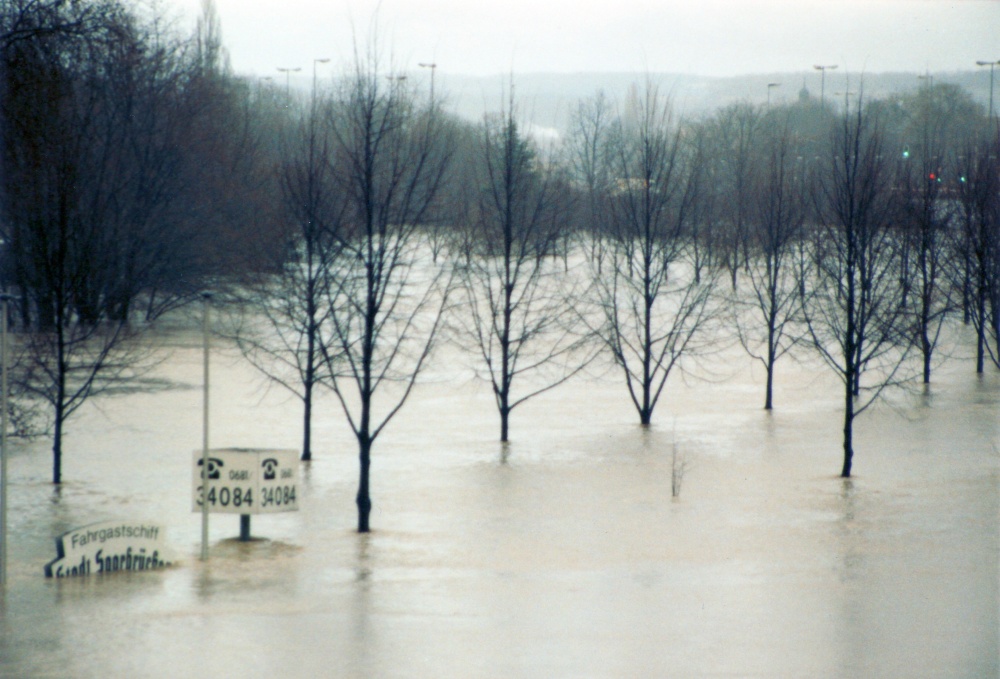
[169,0,999,77]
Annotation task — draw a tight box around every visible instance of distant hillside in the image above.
[431,70,992,136]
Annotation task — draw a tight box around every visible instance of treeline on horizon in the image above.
[2,1,999,531]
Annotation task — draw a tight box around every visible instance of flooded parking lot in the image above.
[0,330,996,678]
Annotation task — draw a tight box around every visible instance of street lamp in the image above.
[276,66,302,98]
[975,59,1000,121]
[385,74,407,95]
[313,58,330,100]
[834,91,856,113]
[0,293,11,587]
[200,291,212,561]
[767,82,781,109]
[418,62,437,102]
[814,64,838,111]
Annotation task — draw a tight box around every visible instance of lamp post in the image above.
[814,64,838,111]
[834,91,856,113]
[276,66,301,98]
[312,58,330,101]
[385,74,407,97]
[0,293,11,587]
[200,292,212,561]
[976,59,1000,121]
[418,62,437,102]
[767,82,781,109]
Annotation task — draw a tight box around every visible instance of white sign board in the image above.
[192,448,299,514]
[44,520,176,578]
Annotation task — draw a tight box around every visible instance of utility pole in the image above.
[419,62,437,102]
[814,64,838,111]
[976,59,1000,121]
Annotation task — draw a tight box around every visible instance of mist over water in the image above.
[0,326,997,678]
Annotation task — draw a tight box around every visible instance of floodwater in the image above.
[0,322,996,678]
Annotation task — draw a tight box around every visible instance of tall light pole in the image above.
[835,91,856,113]
[200,292,212,561]
[976,59,1000,121]
[814,64,838,111]
[767,82,781,109]
[385,74,407,96]
[312,58,330,102]
[418,62,437,103]
[0,293,11,587]
[277,66,301,98]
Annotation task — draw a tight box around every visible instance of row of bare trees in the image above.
[239,69,1000,535]
[0,0,288,482]
[3,5,999,529]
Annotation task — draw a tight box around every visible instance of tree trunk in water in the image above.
[356,435,372,533]
[922,343,932,385]
[500,405,509,443]
[301,385,312,461]
[976,289,986,374]
[54,326,66,484]
[52,415,63,485]
[764,363,774,410]
[962,258,971,325]
[639,408,652,426]
[841,388,854,478]
[765,323,776,410]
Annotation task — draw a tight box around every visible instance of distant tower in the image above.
[798,78,810,103]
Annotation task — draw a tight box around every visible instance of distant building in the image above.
[799,80,810,104]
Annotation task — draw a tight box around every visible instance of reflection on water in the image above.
[0,330,997,678]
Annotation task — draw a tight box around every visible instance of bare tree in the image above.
[801,96,913,478]
[457,92,590,443]
[733,116,806,409]
[566,90,614,271]
[0,1,171,482]
[0,0,94,50]
[894,85,957,384]
[229,93,340,462]
[709,101,763,289]
[588,81,721,426]
[318,47,454,532]
[680,118,723,285]
[954,129,1000,372]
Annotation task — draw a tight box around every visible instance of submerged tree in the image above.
[0,1,181,482]
[1,0,279,481]
[895,135,953,384]
[318,48,454,532]
[954,129,1000,373]
[709,101,762,290]
[733,116,806,409]
[230,94,339,462]
[457,93,590,442]
[588,82,721,426]
[566,90,614,270]
[801,96,913,478]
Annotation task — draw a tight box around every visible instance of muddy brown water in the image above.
[0,328,996,678]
